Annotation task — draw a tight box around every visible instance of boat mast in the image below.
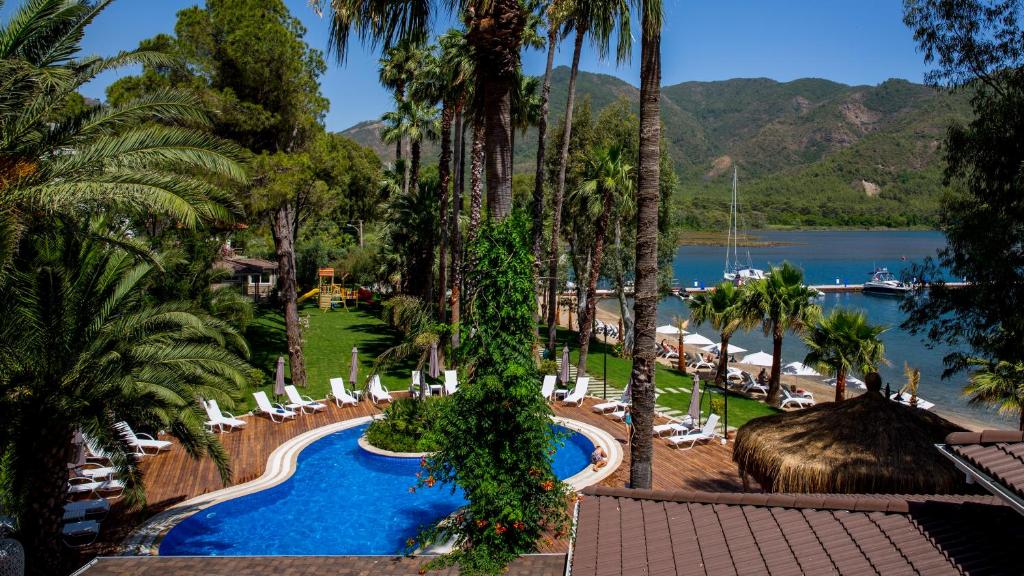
[732,167,739,270]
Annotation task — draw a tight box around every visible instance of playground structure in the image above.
[297,268,359,311]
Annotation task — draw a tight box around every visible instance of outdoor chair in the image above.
[329,378,360,407]
[368,375,393,405]
[63,499,110,523]
[780,388,815,409]
[540,375,556,401]
[67,477,124,499]
[62,520,100,548]
[203,399,246,433]
[253,391,297,422]
[114,421,171,455]
[653,415,695,437]
[561,377,590,407]
[284,385,327,414]
[666,414,720,449]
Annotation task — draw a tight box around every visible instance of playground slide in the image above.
[297,288,320,304]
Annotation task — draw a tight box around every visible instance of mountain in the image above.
[340,68,972,228]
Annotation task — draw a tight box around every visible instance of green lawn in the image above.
[552,326,779,428]
[243,302,413,410]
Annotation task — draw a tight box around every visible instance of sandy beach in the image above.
[550,298,994,432]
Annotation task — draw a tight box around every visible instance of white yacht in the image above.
[863,267,912,296]
[723,168,766,285]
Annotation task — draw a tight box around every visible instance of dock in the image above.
[564,282,969,300]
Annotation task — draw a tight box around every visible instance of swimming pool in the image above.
[159,423,593,556]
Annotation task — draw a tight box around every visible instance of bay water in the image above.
[601,230,1014,429]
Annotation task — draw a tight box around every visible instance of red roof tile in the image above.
[943,430,1024,505]
[571,487,1023,576]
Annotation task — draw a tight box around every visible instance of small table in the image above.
[351,390,363,402]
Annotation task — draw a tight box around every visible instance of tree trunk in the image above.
[271,203,307,388]
[613,220,635,356]
[834,366,847,403]
[481,68,513,220]
[629,7,661,491]
[577,185,614,375]
[546,27,586,354]
[468,118,485,246]
[678,331,686,374]
[410,139,421,194]
[715,334,730,385]
[766,323,784,405]
[451,110,465,350]
[531,25,558,266]
[437,103,453,321]
[17,419,74,576]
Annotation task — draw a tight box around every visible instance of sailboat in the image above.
[723,167,766,285]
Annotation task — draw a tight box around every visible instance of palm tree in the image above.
[317,0,530,221]
[628,0,662,490]
[0,0,246,271]
[380,99,439,195]
[689,282,752,385]
[509,71,542,156]
[803,307,887,402]
[378,39,425,193]
[743,262,822,404]
[964,358,1024,430]
[545,0,631,354]
[0,223,251,573]
[574,143,633,374]
[383,177,441,301]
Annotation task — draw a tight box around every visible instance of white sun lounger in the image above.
[284,385,326,414]
[444,370,459,395]
[780,388,815,409]
[540,375,556,401]
[63,498,110,522]
[62,519,100,547]
[592,399,628,414]
[67,477,124,498]
[666,414,720,449]
[68,462,114,481]
[653,415,695,437]
[688,358,715,371]
[561,377,590,407]
[368,375,393,405]
[114,422,171,455]
[607,405,631,421]
[203,399,246,433]
[253,391,297,422]
[739,372,768,396]
[329,378,359,407]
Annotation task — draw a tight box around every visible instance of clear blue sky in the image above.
[2,0,929,132]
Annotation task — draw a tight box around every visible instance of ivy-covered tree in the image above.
[418,214,572,574]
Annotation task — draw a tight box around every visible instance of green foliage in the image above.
[963,359,1024,430]
[901,0,1024,403]
[803,307,888,379]
[538,359,559,376]
[419,214,571,574]
[365,397,446,453]
[709,397,725,417]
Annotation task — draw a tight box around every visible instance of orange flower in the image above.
[406,538,416,548]
[420,456,428,467]
[475,519,488,528]
[495,523,507,534]
[425,476,436,488]
[541,480,554,491]
[512,521,525,530]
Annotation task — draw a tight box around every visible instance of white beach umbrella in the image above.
[783,362,821,376]
[682,333,714,347]
[656,324,685,335]
[701,343,747,355]
[741,351,774,367]
[823,375,866,389]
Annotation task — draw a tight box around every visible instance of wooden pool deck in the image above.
[73,392,749,571]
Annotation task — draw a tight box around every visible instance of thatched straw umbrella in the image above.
[733,374,966,494]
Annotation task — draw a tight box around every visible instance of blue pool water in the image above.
[159,423,593,556]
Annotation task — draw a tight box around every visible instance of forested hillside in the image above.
[342,68,972,229]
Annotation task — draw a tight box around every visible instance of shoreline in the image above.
[579,299,1001,433]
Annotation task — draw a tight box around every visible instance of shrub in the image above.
[538,359,559,376]
[365,397,445,453]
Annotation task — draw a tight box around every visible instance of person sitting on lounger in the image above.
[591,446,608,471]
[757,368,768,386]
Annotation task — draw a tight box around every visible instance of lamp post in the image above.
[603,324,608,399]
[723,376,729,444]
[343,220,363,247]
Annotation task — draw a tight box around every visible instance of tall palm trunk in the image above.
[834,366,847,403]
[271,202,307,388]
[629,5,662,490]
[396,83,406,194]
[467,0,523,221]
[715,334,731,385]
[577,185,614,374]
[450,108,465,350]
[410,139,422,194]
[437,103,453,321]
[613,219,634,355]
[546,26,586,354]
[767,322,784,404]
[18,418,74,576]
[532,25,558,266]
[468,118,485,245]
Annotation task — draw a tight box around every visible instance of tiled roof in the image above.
[944,430,1024,504]
[571,486,1022,576]
[75,554,566,575]
[214,256,278,273]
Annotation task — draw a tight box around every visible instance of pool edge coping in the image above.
[121,415,620,556]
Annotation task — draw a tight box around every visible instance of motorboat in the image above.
[862,267,912,296]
